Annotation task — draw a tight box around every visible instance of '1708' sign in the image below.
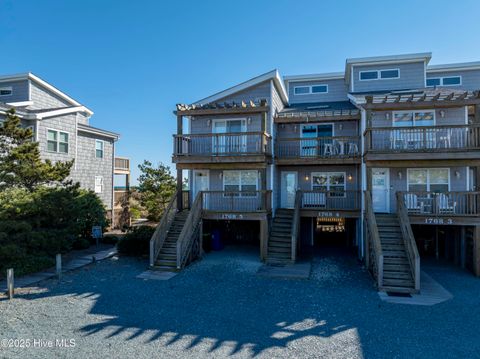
[424,218,454,225]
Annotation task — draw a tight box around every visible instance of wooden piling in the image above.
[56,254,62,279]
[7,268,14,299]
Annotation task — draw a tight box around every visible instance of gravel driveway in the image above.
[1,246,479,358]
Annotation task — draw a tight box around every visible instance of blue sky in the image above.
[1,0,480,184]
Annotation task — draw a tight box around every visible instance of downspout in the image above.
[111,141,116,229]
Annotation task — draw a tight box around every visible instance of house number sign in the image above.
[221,214,244,220]
[318,212,341,218]
[424,218,453,225]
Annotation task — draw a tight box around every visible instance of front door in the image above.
[372,168,390,213]
[193,170,209,208]
[281,171,297,208]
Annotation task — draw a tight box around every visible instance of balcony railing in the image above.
[173,132,271,157]
[114,157,130,171]
[300,190,361,211]
[276,136,360,159]
[399,191,480,216]
[201,190,272,212]
[365,124,480,153]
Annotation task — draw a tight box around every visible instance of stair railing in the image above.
[176,192,203,270]
[364,191,384,289]
[291,190,303,262]
[149,189,179,267]
[396,192,421,292]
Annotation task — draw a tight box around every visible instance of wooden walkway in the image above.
[378,271,453,306]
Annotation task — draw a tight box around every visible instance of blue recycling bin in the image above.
[211,229,224,251]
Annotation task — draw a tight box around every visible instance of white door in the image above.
[372,168,390,213]
[281,171,297,208]
[193,170,209,208]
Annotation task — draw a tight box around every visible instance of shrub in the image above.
[117,226,155,256]
[102,234,120,244]
[72,238,91,250]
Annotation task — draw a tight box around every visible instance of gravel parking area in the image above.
[1,246,480,358]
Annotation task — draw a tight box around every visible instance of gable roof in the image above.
[0,72,93,116]
[194,69,288,106]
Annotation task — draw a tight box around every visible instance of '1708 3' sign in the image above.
[424,218,453,225]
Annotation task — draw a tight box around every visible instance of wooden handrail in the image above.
[396,192,420,292]
[276,135,360,142]
[398,191,480,216]
[174,131,270,138]
[364,191,384,289]
[364,123,480,132]
[301,190,361,211]
[176,192,203,269]
[149,189,179,267]
[291,190,303,262]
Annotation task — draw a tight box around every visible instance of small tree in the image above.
[0,108,73,191]
[137,160,176,221]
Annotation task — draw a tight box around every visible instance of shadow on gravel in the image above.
[10,248,480,358]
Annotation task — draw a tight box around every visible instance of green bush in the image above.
[117,226,155,256]
[102,234,120,244]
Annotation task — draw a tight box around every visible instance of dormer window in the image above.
[0,87,12,96]
[426,76,461,87]
[359,69,400,81]
[294,84,328,95]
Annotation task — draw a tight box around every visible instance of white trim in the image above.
[406,168,451,192]
[95,139,105,159]
[74,114,78,170]
[465,106,469,125]
[35,106,89,119]
[466,166,470,191]
[0,86,13,97]
[211,118,247,133]
[350,65,355,92]
[46,127,70,154]
[311,172,347,198]
[426,75,462,87]
[194,69,288,105]
[222,170,259,193]
[346,52,432,66]
[77,124,119,140]
[293,84,329,95]
[0,73,93,116]
[359,68,400,81]
[284,71,344,82]
[5,100,34,107]
[427,61,480,72]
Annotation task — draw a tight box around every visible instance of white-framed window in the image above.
[95,140,104,158]
[223,170,258,196]
[393,110,435,127]
[0,87,12,96]
[407,168,450,193]
[293,84,328,95]
[359,69,400,81]
[311,172,346,197]
[47,129,69,153]
[426,76,462,87]
[94,176,103,193]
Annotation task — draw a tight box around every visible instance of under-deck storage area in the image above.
[202,219,261,253]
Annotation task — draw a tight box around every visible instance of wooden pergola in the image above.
[275,108,360,123]
[362,89,480,110]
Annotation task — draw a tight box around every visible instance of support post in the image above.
[56,254,62,279]
[177,168,183,211]
[7,268,14,299]
[473,226,480,277]
[260,218,268,261]
[260,168,267,209]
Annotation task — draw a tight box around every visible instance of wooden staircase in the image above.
[266,209,294,265]
[376,214,415,293]
[153,210,189,271]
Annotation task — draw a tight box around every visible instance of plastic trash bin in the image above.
[211,229,224,251]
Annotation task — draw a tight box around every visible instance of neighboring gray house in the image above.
[152,52,480,296]
[0,73,119,222]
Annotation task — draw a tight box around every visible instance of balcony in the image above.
[275,136,361,164]
[114,157,130,174]
[365,124,480,162]
[173,132,272,165]
[300,190,361,218]
[200,190,272,220]
[399,191,480,225]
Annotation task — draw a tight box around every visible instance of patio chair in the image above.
[437,193,457,214]
[404,193,421,213]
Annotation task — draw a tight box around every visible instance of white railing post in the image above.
[7,268,14,299]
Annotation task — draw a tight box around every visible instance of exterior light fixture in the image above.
[207,119,211,126]
[305,175,310,181]
[347,174,353,181]
[440,110,446,118]
[339,124,343,130]
[386,113,391,120]
[455,171,460,179]
[398,171,402,179]
[247,117,252,124]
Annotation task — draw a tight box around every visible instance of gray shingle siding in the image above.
[426,69,480,91]
[288,78,348,104]
[73,131,114,209]
[352,61,425,92]
[0,80,30,103]
[37,114,77,163]
[215,80,271,104]
[29,81,71,109]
